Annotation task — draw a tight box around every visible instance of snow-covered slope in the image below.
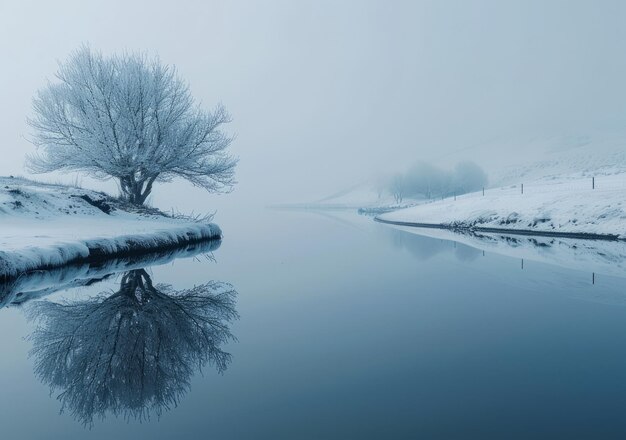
[444,130,626,186]
[0,177,221,277]
[378,173,626,239]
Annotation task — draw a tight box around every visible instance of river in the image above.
[2,208,626,439]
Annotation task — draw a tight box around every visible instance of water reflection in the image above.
[0,239,221,308]
[25,267,238,426]
[385,224,626,279]
[387,226,481,262]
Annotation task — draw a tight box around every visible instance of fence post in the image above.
[482,187,484,196]
[592,177,595,190]
[521,183,524,194]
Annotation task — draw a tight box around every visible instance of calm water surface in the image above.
[2,208,626,439]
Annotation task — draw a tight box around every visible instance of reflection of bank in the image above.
[0,238,221,307]
[26,268,238,425]
[385,225,481,262]
[385,224,626,279]
[384,223,626,306]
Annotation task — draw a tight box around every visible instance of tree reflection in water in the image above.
[26,269,238,425]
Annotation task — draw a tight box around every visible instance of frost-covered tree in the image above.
[27,47,237,205]
[387,161,488,200]
[451,161,488,195]
[390,174,405,203]
[403,162,450,199]
[27,269,238,425]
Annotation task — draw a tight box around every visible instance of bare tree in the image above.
[388,161,488,200]
[27,47,237,205]
[452,161,488,195]
[403,162,449,199]
[390,174,405,203]
[26,269,238,425]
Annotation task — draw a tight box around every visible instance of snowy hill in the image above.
[0,177,221,278]
[378,173,626,239]
[441,130,626,186]
[289,130,626,214]
[370,130,626,238]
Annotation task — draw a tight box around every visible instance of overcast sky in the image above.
[1,0,626,211]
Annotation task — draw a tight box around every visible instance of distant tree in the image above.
[386,160,488,200]
[390,174,405,203]
[452,161,488,194]
[403,162,449,199]
[27,47,237,205]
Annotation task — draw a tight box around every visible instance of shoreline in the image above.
[1,238,222,306]
[0,224,222,280]
[374,217,622,241]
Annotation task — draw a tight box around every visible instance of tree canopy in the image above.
[385,160,488,201]
[27,47,237,205]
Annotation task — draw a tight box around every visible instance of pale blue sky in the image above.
[1,0,625,209]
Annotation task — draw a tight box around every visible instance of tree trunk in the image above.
[119,175,157,206]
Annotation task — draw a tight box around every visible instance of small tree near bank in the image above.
[390,174,405,203]
[27,47,237,205]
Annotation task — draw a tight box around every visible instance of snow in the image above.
[379,173,626,238]
[437,130,626,187]
[0,177,221,278]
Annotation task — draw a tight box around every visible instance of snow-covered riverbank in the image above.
[378,174,626,239]
[0,177,221,277]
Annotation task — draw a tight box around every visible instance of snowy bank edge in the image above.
[374,217,621,241]
[0,223,222,279]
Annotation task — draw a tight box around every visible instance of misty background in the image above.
[1,0,626,214]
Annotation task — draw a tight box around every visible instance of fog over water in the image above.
[1,0,626,213]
